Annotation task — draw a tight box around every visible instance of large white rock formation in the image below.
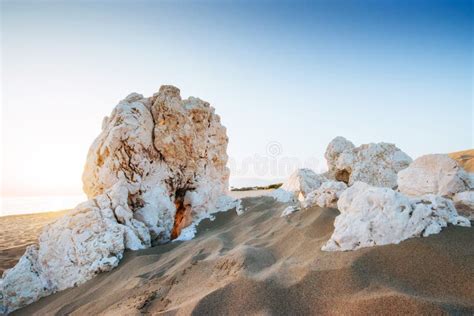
[322,182,470,251]
[397,154,473,197]
[271,168,327,202]
[325,136,412,188]
[303,180,347,208]
[83,86,230,242]
[1,86,231,313]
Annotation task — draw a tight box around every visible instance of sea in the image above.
[0,195,87,217]
[0,178,283,217]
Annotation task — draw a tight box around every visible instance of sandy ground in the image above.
[229,189,274,199]
[5,194,473,315]
[0,192,267,275]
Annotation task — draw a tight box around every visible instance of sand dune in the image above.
[450,149,474,173]
[10,195,474,315]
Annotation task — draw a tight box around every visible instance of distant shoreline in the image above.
[0,208,71,219]
[0,195,86,217]
[230,183,282,192]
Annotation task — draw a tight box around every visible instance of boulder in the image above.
[83,86,230,242]
[325,136,355,175]
[325,137,412,188]
[303,180,347,208]
[270,188,297,203]
[322,182,470,251]
[397,154,472,197]
[1,85,231,313]
[277,168,327,201]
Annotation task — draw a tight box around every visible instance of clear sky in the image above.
[1,0,473,196]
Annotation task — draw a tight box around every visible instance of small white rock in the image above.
[270,188,297,203]
[271,169,327,203]
[281,205,300,217]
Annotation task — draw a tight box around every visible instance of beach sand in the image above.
[6,194,473,315]
[0,192,270,276]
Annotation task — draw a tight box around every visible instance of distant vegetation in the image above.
[230,183,283,191]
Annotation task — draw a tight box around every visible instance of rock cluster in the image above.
[322,182,470,251]
[1,86,232,313]
[325,136,412,188]
[397,153,474,220]
[271,137,471,253]
[273,136,412,207]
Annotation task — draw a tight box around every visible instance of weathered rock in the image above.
[322,182,470,251]
[276,168,327,201]
[38,194,127,289]
[453,191,474,220]
[83,86,230,242]
[325,136,355,177]
[0,246,51,312]
[325,137,412,188]
[1,85,231,313]
[398,154,472,197]
[303,180,347,208]
[270,188,297,203]
[281,168,327,196]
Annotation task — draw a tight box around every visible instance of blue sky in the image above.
[1,0,472,195]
